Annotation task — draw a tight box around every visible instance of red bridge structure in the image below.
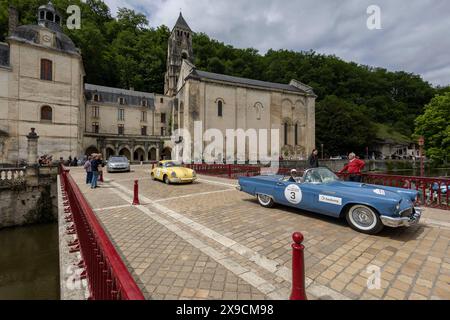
[60,166,145,300]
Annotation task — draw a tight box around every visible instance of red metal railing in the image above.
[60,166,145,300]
[183,164,449,210]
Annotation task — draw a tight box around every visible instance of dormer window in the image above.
[118,97,126,105]
[46,12,53,21]
[93,94,100,102]
[141,99,147,107]
[40,11,45,19]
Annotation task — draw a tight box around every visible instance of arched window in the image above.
[40,59,52,81]
[93,94,100,102]
[141,99,147,107]
[218,100,223,117]
[182,52,188,59]
[46,12,54,21]
[254,102,263,120]
[41,105,52,121]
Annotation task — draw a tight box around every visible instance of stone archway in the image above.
[118,147,131,160]
[85,146,99,157]
[148,148,157,161]
[105,147,115,159]
[161,147,172,160]
[133,148,145,162]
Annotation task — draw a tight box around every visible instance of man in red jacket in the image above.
[338,153,365,182]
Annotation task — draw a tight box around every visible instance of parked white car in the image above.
[106,156,130,173]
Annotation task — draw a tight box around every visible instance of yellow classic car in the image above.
[151,160,197,184]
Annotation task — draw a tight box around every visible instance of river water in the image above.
[0,223,60,300]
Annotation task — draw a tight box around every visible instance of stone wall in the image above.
[0,166,58,229]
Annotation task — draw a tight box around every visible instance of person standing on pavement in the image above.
[308,149,319,168]
[90,154,100,189]
[84,156,93,184]
[338,152,365,182]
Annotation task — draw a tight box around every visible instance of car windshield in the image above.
[303,168,339,184]
[163,161,180,168]
[110,157,128,163]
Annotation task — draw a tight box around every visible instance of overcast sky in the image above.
[103,0,449,87]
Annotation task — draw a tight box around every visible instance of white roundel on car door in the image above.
[284,184,302,204]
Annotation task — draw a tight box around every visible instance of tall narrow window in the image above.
[141,99,147,107]
[161,113,166,123]
[92,106,100,118]
[160,97,164,103]
[284,123,288,146]
[93,94,100,102]
[92,122,99,133]
[141,111,147,122]
[40,59,52,81]
[118,124,124,135]
[218,100,223,117]
[41,105,52,121]
[141,126,147,136]
[118,108,125,121]
[118,97,126,105]
[295,124,298,146]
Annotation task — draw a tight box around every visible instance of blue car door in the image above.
[273,180,316,211]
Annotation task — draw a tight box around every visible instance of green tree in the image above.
[316,95,376,156]
[414,92,450,164]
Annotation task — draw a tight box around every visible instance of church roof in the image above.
[191,70,312,95]
[173,13,191,31]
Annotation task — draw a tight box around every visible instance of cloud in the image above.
[103,0,450,86]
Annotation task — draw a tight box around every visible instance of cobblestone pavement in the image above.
[70,165,450,300]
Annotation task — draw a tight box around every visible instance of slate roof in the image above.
[85,84,155,108]
[9,24,78,55]
[190,70,309,94]
[173,13,192,31]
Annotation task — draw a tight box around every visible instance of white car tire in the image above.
[257,194,275,208]
[346,205,384,235]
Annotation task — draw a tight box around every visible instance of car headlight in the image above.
[396,202,401,212]
[171,172,177,178]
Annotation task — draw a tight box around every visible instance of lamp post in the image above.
[321,144,324,160]
[418,136,425,177]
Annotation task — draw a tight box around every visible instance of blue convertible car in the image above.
[237,167,423,234]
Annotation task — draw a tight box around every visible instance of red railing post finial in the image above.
[290,232,307,300]
[132,180,140,205]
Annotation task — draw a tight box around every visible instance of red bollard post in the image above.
[132,180,140,205]
[290,232,307,300]
[99,171,104,182]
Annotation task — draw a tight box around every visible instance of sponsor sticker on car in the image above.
[319,194,342,205]
[373,189,386,196]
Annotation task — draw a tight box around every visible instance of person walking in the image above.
[90,154,100,189]
[308,149,319,168]
[84,156,93,185]
[338,152,365,182]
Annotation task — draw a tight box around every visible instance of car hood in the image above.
[171,167,194,177]
[330,181,417,202]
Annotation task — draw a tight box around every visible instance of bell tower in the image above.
[164,13,194,96]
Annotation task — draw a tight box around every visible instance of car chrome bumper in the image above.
[108,167,129,172]
[170,177,197,183]
[380,207,423,228]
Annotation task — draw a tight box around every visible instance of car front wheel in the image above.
[346,205,384,234]
[164,175,170,185]
[257,194,275,208]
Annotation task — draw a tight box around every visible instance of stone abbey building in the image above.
[0,3,316,164]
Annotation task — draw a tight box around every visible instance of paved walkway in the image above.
[69,165,450,300]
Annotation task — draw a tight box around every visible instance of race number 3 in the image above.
[284,184,302,204]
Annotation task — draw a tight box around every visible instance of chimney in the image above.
[8,6,18,36]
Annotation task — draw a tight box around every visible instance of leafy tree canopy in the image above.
[414,93,450,164]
